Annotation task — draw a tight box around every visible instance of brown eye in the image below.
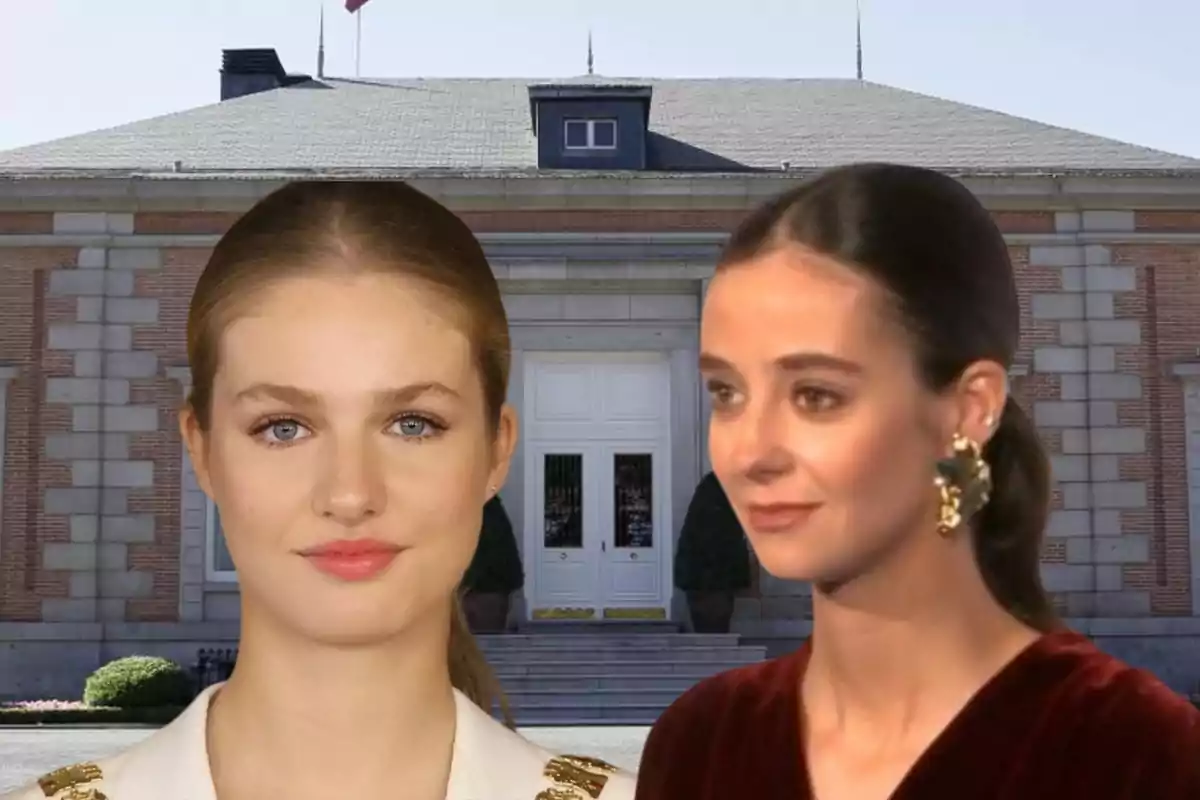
[706,381,741,409]
[794,387,842,413]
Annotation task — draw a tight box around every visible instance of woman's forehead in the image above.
[702,248,897,360]
[212,273,478,396]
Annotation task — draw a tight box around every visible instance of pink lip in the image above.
[745,503,820,534]
[297,539,403,582]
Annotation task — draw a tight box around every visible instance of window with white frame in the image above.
[563,118,618,150]
[206,501,238,581]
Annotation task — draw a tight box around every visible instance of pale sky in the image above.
[0,0,1195,159]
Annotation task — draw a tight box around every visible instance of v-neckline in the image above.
[790,631,1065,800]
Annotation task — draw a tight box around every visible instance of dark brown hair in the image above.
[719,163,1055,630]
[186,179,514,723]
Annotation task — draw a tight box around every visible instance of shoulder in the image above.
[1039,633,1198,732]
[0,755,127,800]
[2,686,218,800]
[1028,633,1200,790]
[452,691,635,799]
[470,723,635,798]
[540,755,636,800]
[648,652,799,745]
[1074,653,1199,745]
[635,652,800,796]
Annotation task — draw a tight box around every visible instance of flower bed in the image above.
[0,699,184,725]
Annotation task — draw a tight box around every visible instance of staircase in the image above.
[476,631,768,725]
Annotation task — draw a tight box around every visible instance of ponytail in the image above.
[447,593,514,727]
[972,397,1057,631]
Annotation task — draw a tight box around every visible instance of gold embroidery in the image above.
[532,607,596,620]
[602,607,667,620]
[536,754,619,799]
[37,763,107,800]
[557,755,618,774]
[536,790,583,800]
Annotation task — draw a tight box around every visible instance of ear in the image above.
[945,359,1008,449]
[486,403,519,499]
[178,404,214,499]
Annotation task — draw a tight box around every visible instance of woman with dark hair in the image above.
[6,181,633,800]
[635,163,1199,799]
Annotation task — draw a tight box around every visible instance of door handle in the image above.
[601,541,606,552]
[560,552,567,561]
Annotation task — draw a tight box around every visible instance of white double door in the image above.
[523,353,671,619]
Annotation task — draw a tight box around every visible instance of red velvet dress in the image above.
[635,631,1200,799]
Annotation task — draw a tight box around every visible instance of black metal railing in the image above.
[193,648,238,694]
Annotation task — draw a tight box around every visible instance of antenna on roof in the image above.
[317,3,326,78]
[587,29,594,76]
[855,0,864,80]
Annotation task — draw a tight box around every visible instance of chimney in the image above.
[220,48,311,101]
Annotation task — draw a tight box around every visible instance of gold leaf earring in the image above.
[934,432,992,535]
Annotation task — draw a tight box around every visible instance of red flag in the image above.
[345,0,370,11]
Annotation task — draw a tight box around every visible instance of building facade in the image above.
[2,50,1200,699]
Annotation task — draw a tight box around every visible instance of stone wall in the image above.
[2,184,1200,695]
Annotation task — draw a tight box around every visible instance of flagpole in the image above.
[355,7,362,77]
[350,8,360,77]
[855,0,863,80]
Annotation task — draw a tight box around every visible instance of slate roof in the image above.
[1,76,1196,176]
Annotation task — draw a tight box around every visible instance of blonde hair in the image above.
[186,180,512,722]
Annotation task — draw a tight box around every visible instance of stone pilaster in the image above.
[1033,211,1149,616]
[167,367,207,622]
[0,365,16,559]
[41,215,158,622]
[1171,363,1200,616]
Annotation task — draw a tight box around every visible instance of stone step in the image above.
[492,657,762,676]
[483,646,768,663]
[476,633,743,649]
[492,658,759,677]
[505,688,683,709]
[507,703,667,726]
[498,674,702,692]
[470,632,769,726]
[515,620,682,634]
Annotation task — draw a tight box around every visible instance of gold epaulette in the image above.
[36,763,107,800]
[536,754,620,799]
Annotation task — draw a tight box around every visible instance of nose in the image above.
[312,435,385,524]
[721,398,793,484]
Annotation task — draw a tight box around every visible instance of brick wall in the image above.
[2,203,1199,630]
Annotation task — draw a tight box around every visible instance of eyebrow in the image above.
[699,352,864,375]
[233,382,461,407]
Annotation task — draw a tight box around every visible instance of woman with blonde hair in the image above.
[8,180,633,800]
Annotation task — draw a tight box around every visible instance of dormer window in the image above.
[564,118,618,150]
[527,83,650,169]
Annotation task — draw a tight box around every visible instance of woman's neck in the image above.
[802,536,1039,739]
[207,609,457,800]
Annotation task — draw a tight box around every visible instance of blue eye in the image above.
[397,417,427,437]
[391,415,444,439]
[256,418,311,445]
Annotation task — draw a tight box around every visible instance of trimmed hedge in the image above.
[83,655,194,709]
[0,703,184,725]
[675,473,752,592]
[463,496,524,594]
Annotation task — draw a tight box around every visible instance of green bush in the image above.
[463,496,524,594]
[674,472,752,592]
[82,655,193,709]
[0,703,184,725]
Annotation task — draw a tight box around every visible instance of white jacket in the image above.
[2,683,636,800]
